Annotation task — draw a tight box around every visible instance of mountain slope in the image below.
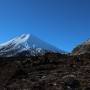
[0,34,65,57]
[72,39,90,55]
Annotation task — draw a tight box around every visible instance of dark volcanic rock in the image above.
[0,53,90,90]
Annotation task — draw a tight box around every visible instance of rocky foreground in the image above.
[0,53,90,90]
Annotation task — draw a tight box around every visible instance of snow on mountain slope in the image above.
[0,34,65,57]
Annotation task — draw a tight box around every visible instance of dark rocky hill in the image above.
[72,39,90,55]
[0,53,90,90]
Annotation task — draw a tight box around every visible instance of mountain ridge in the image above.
[72,38,90,55]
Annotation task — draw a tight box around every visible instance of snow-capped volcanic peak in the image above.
[0,34,65,57]
[14,34,30,44]
[0,34,30,47]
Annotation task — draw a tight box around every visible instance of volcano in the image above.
[0,34,65,57]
